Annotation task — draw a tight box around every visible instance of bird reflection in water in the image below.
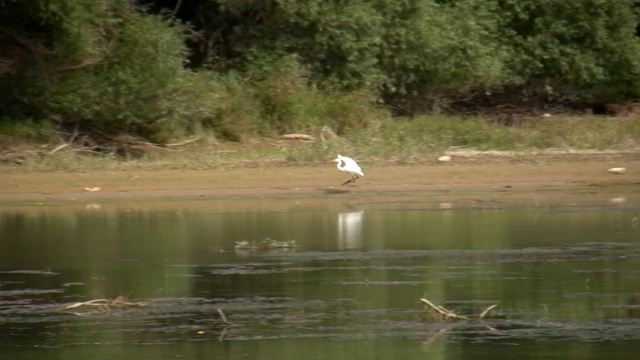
[338,210,364,249]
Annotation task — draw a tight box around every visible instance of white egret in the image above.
[607,167,626,174]
[333,154,364,186]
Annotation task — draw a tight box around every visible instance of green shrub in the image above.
[36,11,218,142]
[0,118,58,144]
[240,55,382,135]
[496,0,640,97]
[1,1,224,143]
[376,0,508,95]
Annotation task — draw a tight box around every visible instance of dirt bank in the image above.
[0,154,638,204]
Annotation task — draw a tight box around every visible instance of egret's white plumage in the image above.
[607,167,626,174]
[333,154,363,186]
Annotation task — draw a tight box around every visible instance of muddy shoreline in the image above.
[1,155,638,204]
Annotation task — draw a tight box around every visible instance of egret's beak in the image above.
[332,158,339,163]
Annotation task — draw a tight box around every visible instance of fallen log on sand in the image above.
[281,134,315,141]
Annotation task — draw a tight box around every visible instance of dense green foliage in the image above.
[496,0,640,96]
[187,0,640,95]
[187,0,508,93]
[0,0,222,142]
[1,0,639,147]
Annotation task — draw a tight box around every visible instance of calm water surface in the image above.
[1,190,639,359]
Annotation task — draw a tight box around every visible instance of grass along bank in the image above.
[0,114,639,172]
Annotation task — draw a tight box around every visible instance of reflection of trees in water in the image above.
[628,295,640,318]
[338,210,364,249]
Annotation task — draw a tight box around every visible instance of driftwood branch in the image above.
[48,143,69,155]
[165,136,201,147]
[217,308,229,324]
[420,298,497,321]
[45,130,201,158]
[479,304,498,319]
[235,238,297,251]
[62,296,146,315]
[281,133,315,141]
[420,298,468,320]
[48,124,80,155]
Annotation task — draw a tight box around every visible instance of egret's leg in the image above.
[341,175,359,186]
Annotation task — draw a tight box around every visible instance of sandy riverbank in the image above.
[0,154,638,204]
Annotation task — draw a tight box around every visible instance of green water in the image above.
[1,191,639,359]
